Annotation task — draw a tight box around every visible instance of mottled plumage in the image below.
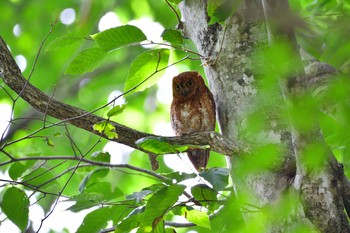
[170,71,216,171]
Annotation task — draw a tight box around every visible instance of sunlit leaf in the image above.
[172,205,211,229]
[70,176,124,212]
[1,187,29,231]
[141,183,166,193]
[199,168,229,191]
[107,104,127,117]
[69,192,105,202]
[141,184,185,229]
[166,0,182,5]
[161,29,183,45]
[207,0,242,24]
[67,193,104,212]
[93,120,118,139]
[124,49,170,94]
[185,209,211,229]
[91,25,147,52]
[191,184,218,212]
[115,206,145,232]
[65,47,106,75]
[172,205,190,216]
[90,151,111,163]
[79,168,110,193]
[136,136,210,155]
[136,137,179,154]
[165,228,177,233]
[9,161,36,180]
[162,171,196,183]
[126,190,153,202]
[46,34,83,51]
[86,182,124,200]
[22,167,57,189]
[76,207,113,233]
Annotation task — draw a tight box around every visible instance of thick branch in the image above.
[0,36,238,157]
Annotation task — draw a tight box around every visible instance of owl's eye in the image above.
[176,83,181,89]
[186,81,193,87]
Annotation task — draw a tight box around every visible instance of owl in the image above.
[170,71,216,171]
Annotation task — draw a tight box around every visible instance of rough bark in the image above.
[179,0,350,232]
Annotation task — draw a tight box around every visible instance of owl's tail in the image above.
[187,149,209,171]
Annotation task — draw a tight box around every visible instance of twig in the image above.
[0,155,171,182]
[164,0,183,29]
[16,18,58,102]
[141,41,205,58]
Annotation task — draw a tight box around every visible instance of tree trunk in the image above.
[179,0,350,232]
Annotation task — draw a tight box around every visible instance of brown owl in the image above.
[170,71,216,171]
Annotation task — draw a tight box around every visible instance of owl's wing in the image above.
[206,88,216,130]
[170,101,181,136]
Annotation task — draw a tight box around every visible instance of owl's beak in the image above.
[180,88,188,96]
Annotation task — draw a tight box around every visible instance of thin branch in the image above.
[27,18,58,82]
[142,41,205,58]
[0,155,171,182]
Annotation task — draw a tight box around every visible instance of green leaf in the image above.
[76,207,113,233]
[136,137,180,154]
[70,180,123,212]
[93,120,118,139]
[141,184,185,229]
[86,182,124,201]
[161,29,183,45]
[22,167,57,189]
[1,187,29,231]
[191,184,218,212]
[69,192,105,202]
[126,190,153,202]
[79,168,110,193]
[67,193,104,212]
[65,47,106,75]
[199,168,229,191]
[207,0,241,24]
[9,161,36,180]
[91,25,147,52]
[107,104,127,117]
[185,209,211,229]
[90,151,111,163]
[165,228,177,233]
[115,206,145,232]
[162,171,197,183]
[171,205,189,216]
[136,136,208,155]
[124,49,170,94]
[141,183,166,193]
[46,34,83,51]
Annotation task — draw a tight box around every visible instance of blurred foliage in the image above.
[0,0,350,232]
